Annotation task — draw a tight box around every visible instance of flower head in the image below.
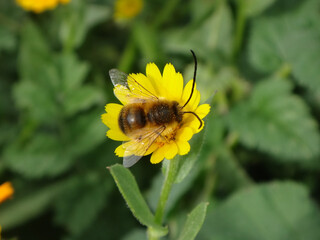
[16,0,70,13]
[114,0,143,20]
[102,60,210,166]
[0,182,14,204]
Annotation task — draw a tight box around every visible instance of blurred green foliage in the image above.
[0,0,320,239]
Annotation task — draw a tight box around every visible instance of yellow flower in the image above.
[114,0,143,20]
[16,0,70,13]
[102,59,210,166]
[0,182,14,204]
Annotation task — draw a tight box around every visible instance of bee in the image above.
[109,50,202,167]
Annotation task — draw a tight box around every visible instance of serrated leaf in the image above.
[249,0,320,93]
[68,110,106,158]
[19,21,58,90]
[0,180,69,230]
[198,182,320,240]
[57,53,89,90]
[4,133,74,178]
[64,86,104,117]
[59,2,110,49]
[13,80,60,122]
[15,21,61,122]
[227,77,320,161]
[109,164,167,237]
[164,2,233,59]
[178,202,208,240]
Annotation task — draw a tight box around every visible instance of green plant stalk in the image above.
[155,158,180,224]
[117,36,136,72]
[232,3,246,61]
[148,157,180,240]
[152,0,182,29]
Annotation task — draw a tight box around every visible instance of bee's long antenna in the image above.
[183,111,202,129]
[182,50,197,109]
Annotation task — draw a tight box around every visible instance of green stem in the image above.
[148,158,179,240]
[117,35,136,72]
[232,3,246,61]
[152,0,182,29]
[199,155,217,202]
[155,158,180,224]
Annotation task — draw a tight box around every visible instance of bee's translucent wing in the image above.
[109,69,129,88]
[109,69,158,100]
[122,155,142,168]
[121,126,166,167]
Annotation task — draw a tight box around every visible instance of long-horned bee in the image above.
[109,50,202,167]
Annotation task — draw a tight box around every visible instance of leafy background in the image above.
[1,0,320,239]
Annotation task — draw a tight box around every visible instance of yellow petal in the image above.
[184,118,204,133]
[146,63,162,96]
[181,80,200,111]
[115,144,125,157]
[162,142,178,160]
[105,103,123,114]
[107,129,130,141]
[102,103,123,129]
[176,127,194,141]
[150,148,165,164]
[145,143,158,155]
[186,104,211,133]
[102,103,130,140]
[162,63,183,101]
[195,104,211,118]
[176,141,190,155]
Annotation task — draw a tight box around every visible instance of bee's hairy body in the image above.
[119,100,183,136]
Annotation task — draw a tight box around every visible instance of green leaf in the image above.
[122,229,147,240]
[67,109,106,158]
[199,182,320,240]
[57,53,89,91]
[164,1,233,59]
[54,174,111,236]
[19,21,57,89]
[13,79,60,123]
[249,0,320,93]
[4,133,74,178]
[235,0,276,17]
[64,85,105,117]
[227,77,320,161]
[109,164,167,236]
[15,21,60,122]
[0,26,16,52]
[16,26,100,121]
[0,180,69,230]
[178,202,208,240]
[59,2,111,50]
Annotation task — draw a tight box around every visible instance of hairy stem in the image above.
[155,158,179,224]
